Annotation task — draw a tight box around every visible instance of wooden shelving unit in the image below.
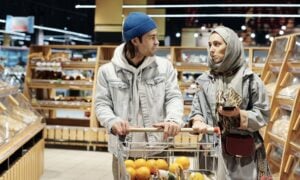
[23,45,110,148]
[0,85,44,179]
[263,33,300,179]
[24,45,100,126]
[247,47,270,76]
[261,35,291,99]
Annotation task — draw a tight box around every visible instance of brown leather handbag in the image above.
[223,133,255,157]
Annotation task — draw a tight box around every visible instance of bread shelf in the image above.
[262,33,300,179]
[27,79,93,90]
[175,63,208,72]
[31,100,91,110]
[267,131,286,146]
[24,45,102,147]
[30,61,96,70]
[290,141,300,152]
[0,86,44,179]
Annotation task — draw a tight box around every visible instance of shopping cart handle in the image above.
[128,127,220,135]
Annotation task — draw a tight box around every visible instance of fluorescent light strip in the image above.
[148,14,300,18]
[75,5,96,9]
[34,25,91,38]
[0,19,91,38]
[70,36,91,43]
[0,29,26,36]
[123,4,300,8]
[44,35,91,43]
[75,4,300,9]
[46,38,65,43]
[11,36,31,41]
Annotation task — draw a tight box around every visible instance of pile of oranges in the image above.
[124,156,190,180]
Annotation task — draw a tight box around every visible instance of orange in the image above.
[124,159,136,169]
[146,159,157,174]
[169,162,182,174]
[135,166,151,180]
[189,172,204,180]
[126,167,136,180]
[134,158,147,169]
[175,156,190,170]
[155,159,168,170]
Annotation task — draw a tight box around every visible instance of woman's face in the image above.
[208,33,227,64]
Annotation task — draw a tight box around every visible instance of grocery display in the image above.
[1,2,300,179]
[0,68,44,179]
[0,46,28,91]
[119,128,217,180]
[263,33,300,179]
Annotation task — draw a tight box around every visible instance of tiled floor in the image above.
[41,148,113,180]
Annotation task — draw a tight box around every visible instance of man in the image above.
[94,12,183,179]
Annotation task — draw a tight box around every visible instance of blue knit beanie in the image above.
[123,12,157,42]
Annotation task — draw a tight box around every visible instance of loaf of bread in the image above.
[0,115,27,133]
[11,107,39,124]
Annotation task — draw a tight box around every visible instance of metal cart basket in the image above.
[117,127,221,180]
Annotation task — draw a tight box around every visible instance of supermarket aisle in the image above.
[41,148,113,180]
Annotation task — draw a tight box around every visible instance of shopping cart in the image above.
[117,127,221,180]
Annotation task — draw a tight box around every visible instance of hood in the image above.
[111,43,156,73]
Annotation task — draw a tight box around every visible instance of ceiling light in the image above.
[10,36,31,41]
[122,4,300,9]
[47,37,65,42]
[279,30,284,35]
[75,5,96,9]
[0,29,26,36]
[73,3,300,9]
[0,18,91,38]
[148,14,300,18]
[34,25,91,38]
[265,34,270,39]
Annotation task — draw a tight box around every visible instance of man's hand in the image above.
[111,120,129,136]
[218,106,240,118]
[153,121,180,140]
[192,120,208,134]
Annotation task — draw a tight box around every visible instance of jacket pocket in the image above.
[145,76,166,100]
[108,80,129,108]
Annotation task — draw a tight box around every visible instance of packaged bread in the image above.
[0,115,26,133]
[10,107,39,124]
[29,52,45,60]
[50,52,70,62]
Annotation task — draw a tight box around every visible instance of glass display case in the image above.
[263,33,300,179]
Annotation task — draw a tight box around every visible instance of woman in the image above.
[189,26,272,179]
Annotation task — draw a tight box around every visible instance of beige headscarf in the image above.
[208,26,248,107]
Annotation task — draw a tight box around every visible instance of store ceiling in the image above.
[0,0,299,45]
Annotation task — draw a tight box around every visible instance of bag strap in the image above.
[247,74,254,110]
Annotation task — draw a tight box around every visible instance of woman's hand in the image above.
[218,106,240,117]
